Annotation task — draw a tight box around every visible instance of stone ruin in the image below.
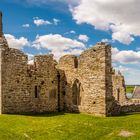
[0,12,140,116]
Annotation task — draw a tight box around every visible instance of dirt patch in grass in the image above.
[118,130,134,137]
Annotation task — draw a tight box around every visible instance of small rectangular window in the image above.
[35,86,38,98]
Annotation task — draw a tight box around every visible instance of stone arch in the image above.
[72,79,81,105]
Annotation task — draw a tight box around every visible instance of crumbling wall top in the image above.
[34,54,57,64]
[96,42,106,45]
[0,11,8,48]
[58,55,78,69]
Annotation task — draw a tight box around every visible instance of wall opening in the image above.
[57,72,61,112]
[35,86,38,98]
[72,79,81,105]
[117,88,120,101]
[74,58,78,68]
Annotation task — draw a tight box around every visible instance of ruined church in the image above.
[0,12,140,116]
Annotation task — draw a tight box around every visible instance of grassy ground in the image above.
[0,113,140,140]
[126,86,135,93]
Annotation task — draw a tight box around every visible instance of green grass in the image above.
[0,112,140,140]
[126,86,135,93]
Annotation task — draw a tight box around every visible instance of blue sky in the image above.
[1,0,140,85]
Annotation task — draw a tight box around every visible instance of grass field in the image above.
[126,86,135,93]
[0,113,140,140]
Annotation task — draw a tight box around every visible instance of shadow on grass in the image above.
[112,112,140,117]
[5,112,80,117]
[4,111,140,118]
[5,112,65,117]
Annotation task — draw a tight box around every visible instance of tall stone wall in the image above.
[58,43,114,116]
[112,70,127,104]
[78,43,114,116]
[1,47,30,113]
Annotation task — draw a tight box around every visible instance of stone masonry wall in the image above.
[1,47,30,113]
[0,33,9,114]
[58,43,114,116]
[78,43,114,116]
[28,55,59,112]
[121,102,140,113]
[1,45,61,113]
[0,36,133,116]
[57,55,78,112]
[0,40,138,116]
[112,70,127,104]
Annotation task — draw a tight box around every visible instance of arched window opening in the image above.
[72,79,81,105]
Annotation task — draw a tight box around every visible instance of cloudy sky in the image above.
[1,0,140,85]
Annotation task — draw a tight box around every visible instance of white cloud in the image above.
[33,17,52,26]
[53,18,60,25]
[112,48,140,64]
[111,25,134,45]
[78,34,89,42]
[70,30,76,34]
[33,17,60,26]
[22,24,30,28]
[101,38,112,43]
[65,30,76,35]
[112,31,134,45]
[32,34,85,60]
[71,0,140,45]
[5,34,29,49]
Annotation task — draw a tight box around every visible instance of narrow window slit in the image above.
[35,86,38,98]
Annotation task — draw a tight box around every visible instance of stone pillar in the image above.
[0,11,3,37]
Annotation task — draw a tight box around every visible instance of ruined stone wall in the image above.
[0,39,128,116]
[2,11,140,116]
[121,103,140,113]
[1,47,31,113]
[0,34,9,114]
[57,55,78,112]
[78,43,114,116]
[112,71,127,104]
[1,44,61,113]
[28,55,59,112]
[0,11,63,113]
[58,43,114,116]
